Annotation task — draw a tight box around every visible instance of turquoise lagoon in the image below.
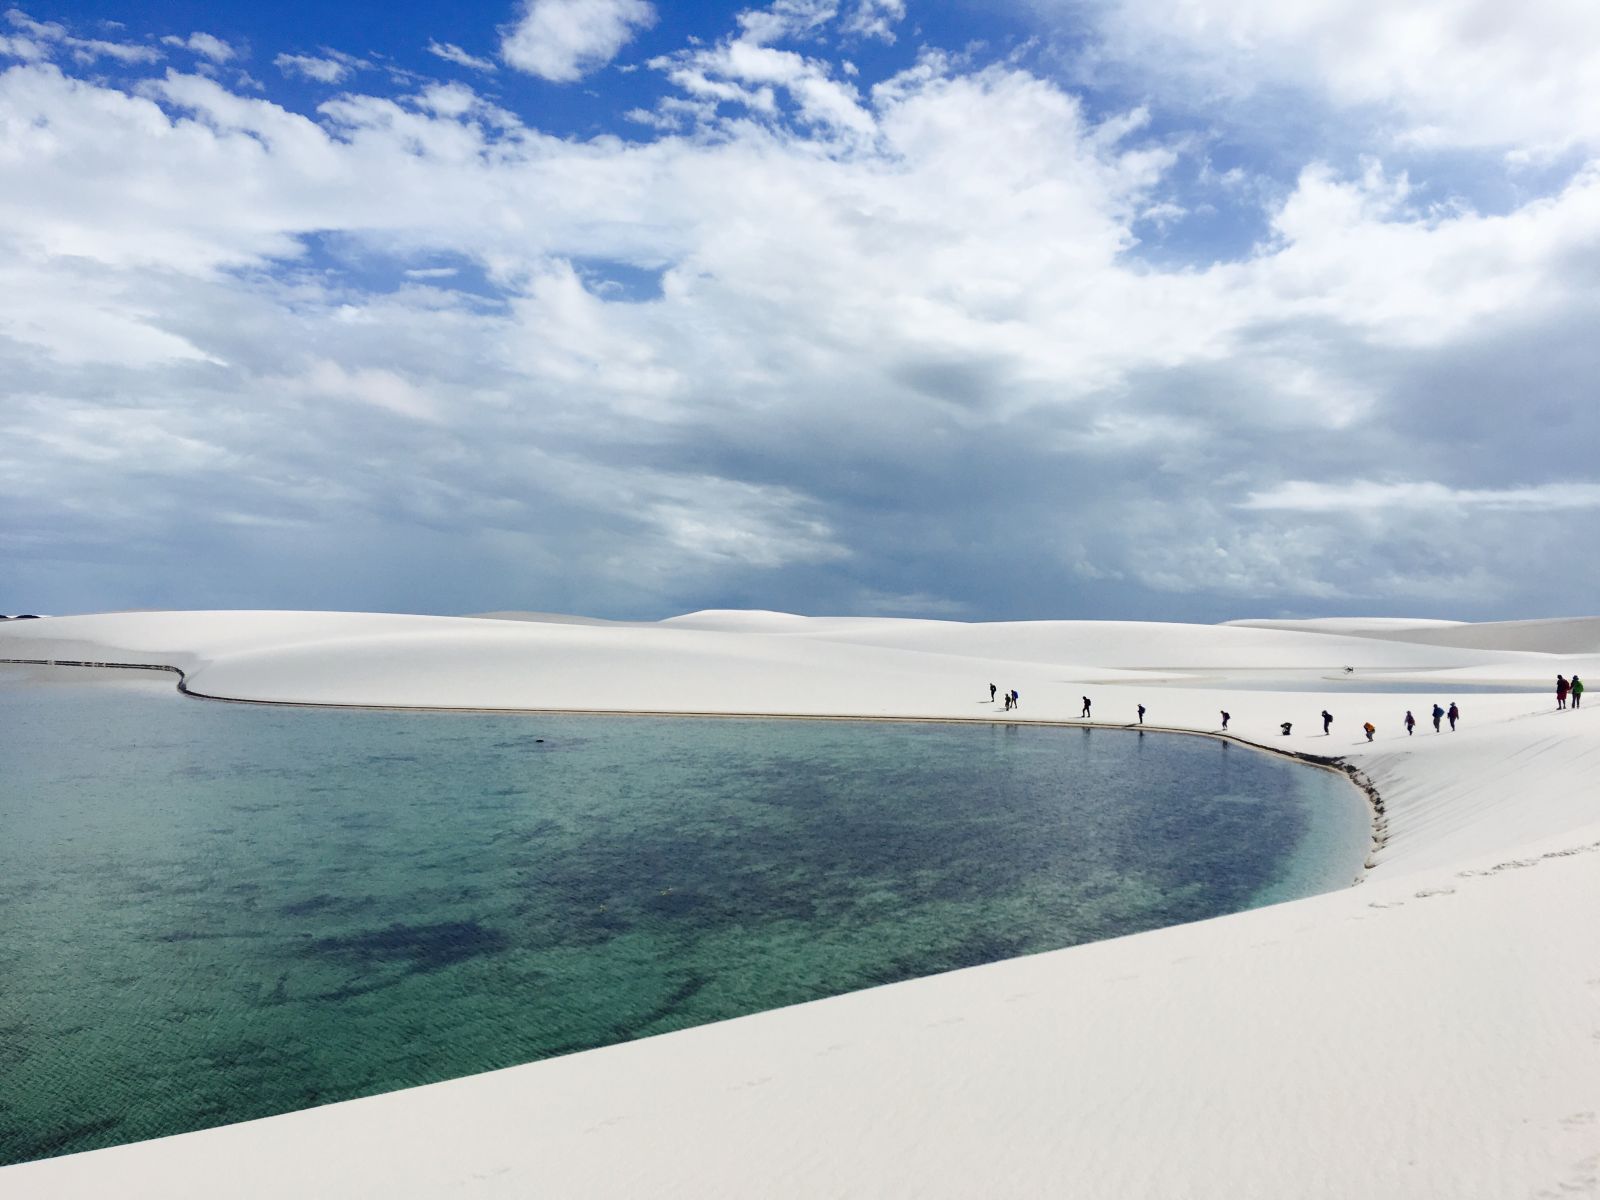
[0,665,1368,1165]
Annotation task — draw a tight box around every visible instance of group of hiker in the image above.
[1387,702,1458,737]
[1556,674,1584,709]
[1289,703,1461,741]
[990,682,1022,711]
[988,676,1588,735]
[989,684,1102,722]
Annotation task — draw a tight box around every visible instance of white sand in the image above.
[3,610,1598,1197]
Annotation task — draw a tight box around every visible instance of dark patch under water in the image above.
[300,920,512,972]
[0,667,1366,1167]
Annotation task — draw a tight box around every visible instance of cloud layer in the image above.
[1,1,1596,620]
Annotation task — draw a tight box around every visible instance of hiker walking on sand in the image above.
[1004,691,1013,711]
[1137,704,1145,725]
[1321,710,1333,735]
[1011,689,1019,709]
[1363,722,1375,742]
[1432,703,1445,732]
[1405,710,1416,735]
[1081,697,1092,719]
[1220,710,1230,730]
[1447,702,1460,731]
[1573,675,1585,709]
[1556,675,1569,710]
[990,682,998,702]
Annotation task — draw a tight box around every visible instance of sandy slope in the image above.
[1232,615,1600,655]
[2,611,1598,1198]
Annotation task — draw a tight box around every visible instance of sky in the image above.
[2,0,1597,622]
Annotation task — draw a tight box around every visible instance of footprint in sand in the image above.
[1541,842,1600,859]
[1491,857,1541,871]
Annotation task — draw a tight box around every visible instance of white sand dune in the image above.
[2,610,1598,1198]
[1232,615,1600,655]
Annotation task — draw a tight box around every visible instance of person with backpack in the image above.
[1080,696,1092,719]
[1432,703,1445,732]
[1363,722,1376,742]
[1573,676,1585,709]
[1137,704,1146,725]
[1321,709,1333,734]
[1447,702,1460,731]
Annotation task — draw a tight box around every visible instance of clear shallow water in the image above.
[0,666,1367,1166]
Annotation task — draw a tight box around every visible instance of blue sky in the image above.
[3,0,1598,621]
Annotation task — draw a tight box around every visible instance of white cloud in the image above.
[734,0,839,45]
[643,3,878,138]
[0,32,47,59]
[840,0,905,43]
[161,32,236,62]
[4,7,160,64]
[1073,0,1600,155]
[1246,160,1600,348]
[1241,481,1600,513]
[500,0,656,82]
[633,474,847,567]
[274,51,357,84]
[69,37,160,64]
[287,360,441,421]
[426,39,498,72]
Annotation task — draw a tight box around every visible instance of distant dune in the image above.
[1233,615,1600,655]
